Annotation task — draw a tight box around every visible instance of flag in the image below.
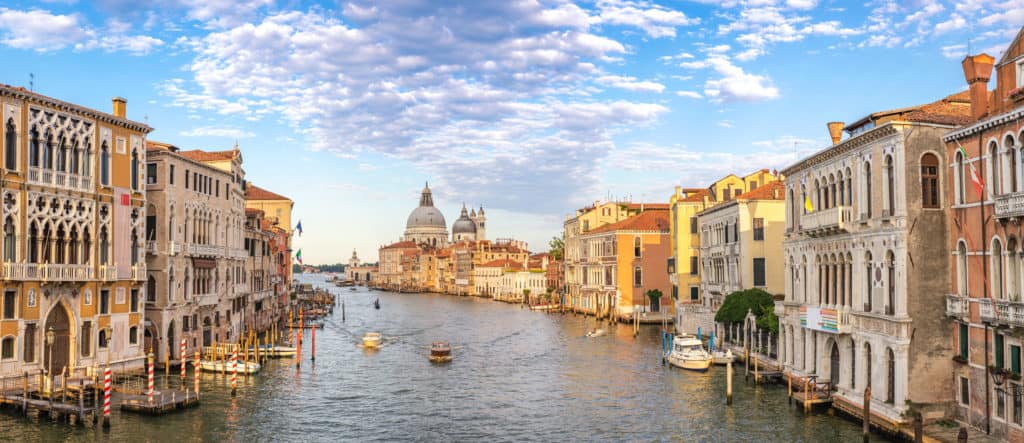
[295,249,303,265]
[957,142,986,199]
[804,194,814,213]
[295,220,303,237]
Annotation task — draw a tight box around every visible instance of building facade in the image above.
[244,183,293,285]
[780,93,969,425]
[944,29,1024,438]
[0,89,151,378]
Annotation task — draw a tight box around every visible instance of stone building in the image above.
[944,27,1024,438]
[244,183,293,285]
[697,180,786,310]
[243,208,280,334]
[344,249,376,285]
[577,209,672,318]
[404,183,448,248]
[0,88,151,378]
[780,92,970,425]
[143,142,246,361]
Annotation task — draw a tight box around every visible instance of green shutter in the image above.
[1012,346,1021,375]
[959,323,969,359]
[996,334,1005,368]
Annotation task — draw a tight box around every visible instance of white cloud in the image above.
[596,75,665,93]
[718,120,734,128]
[0,7,162,54]
[592,0,699,38]
[934,13,967,35]
[941,44,967,60]
[179,126,255,138]
[675,90,702,99]
[177,0,274,29]
[693,56,780,103]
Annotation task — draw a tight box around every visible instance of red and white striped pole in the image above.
[147,352,154,404]
[180,339,186,386]
[230,349,238,397]
[295,329,301,369]
[311,327,316,363]
[102,367,111,428]
[193,350,200,398]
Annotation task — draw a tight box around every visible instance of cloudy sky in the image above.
[0,0,1019,264]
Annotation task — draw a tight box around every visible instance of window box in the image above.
[1009,87,1024,102]
[953,355,968,364]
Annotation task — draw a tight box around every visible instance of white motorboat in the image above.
[363,332,383,348]
[586,329,607,338]
[665,335,712,372]
[249,345,297,358]
[712,350,734,365]
[199,360,262,374]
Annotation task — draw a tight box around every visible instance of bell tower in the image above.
[474,206,486,241]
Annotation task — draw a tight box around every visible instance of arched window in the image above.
[98,329,108,348]
[1,217,12,262]
[829,174,837,209]
[4,118,15,171]
[1009,238,1020,301]
[70,139,79,175]
[863,161,873,218]
[864,251,873,312]
[82,228,91,264]
[633,236,641,257]
[0,336,13,359]
[68,226,78,264]
[886,348,895,403]
[884,155,895,216]
[837,171,845,207]
[99,227,109,265]
[28,126,38,168]
[814,179,821,210]
[954,151,965,204]
[56,136,66,172]
[129,326,138,345]
[1007,135,1018,193]
[100,141,110,186]
[633,266,642,287]
[130,149,139,190]
[82,142,91,177]
[921,153,939,208]
[886,251,896,315]
[845,167,853,206]
[42,132,52,170]
[993,237,1005,300]
[958,240,968,296]
[990,141,1000,196]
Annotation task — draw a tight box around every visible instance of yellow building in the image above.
[245,184,294,283]
[563,201,668,312]
[0,89,152,378]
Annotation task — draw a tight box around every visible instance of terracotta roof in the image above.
[244,208,264,216]
[179,149,237,162]
[481,258,524,270]
[680,188,711,203]
[735,180,786,200]
[146,140,177,152]
[849,91,972,129]
[246,184,291,201]
[623,203,670,210]
[0,84,151,131]
[587,209,670,234]
[381,240,418,250]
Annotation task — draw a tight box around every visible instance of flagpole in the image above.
[978,134,990,435]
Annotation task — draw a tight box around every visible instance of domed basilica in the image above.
[404,183,486,248]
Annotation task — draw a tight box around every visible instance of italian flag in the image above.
[295,249,303,265]
[958,142,985,199]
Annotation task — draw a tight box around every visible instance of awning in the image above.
[192,257,216,269]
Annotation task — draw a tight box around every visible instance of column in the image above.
[895,345,909,407]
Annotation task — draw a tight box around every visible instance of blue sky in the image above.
[0,0,1020,264]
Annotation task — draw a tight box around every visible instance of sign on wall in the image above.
[800,306,838,333]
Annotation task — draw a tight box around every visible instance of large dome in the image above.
[407,206,447,229]
[452,205,477,234]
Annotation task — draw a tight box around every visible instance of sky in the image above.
[0,0,1020,265]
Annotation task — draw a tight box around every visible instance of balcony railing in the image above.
[946,294,969,318]
[145,241,157,255]
[995,193,1024,219]
[186,243,222,257]
[167,241,181,256]
[1,262,38,280]
[39,264,93,281]
[978,298,1024,327]
[131,264,145,281]
[800,206,851,236]
[98,265,118,282]
[195,293,219,307]
[26,167,94,193]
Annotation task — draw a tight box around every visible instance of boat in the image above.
[712,350,734,365]
[585,328,607,338]
[199,360,262,374]
[363,332,383,348]
[429,342,452,363]
[350,287,357,291]
[665,335,713,372]
[248,345,297,358]
[374,299,380,310]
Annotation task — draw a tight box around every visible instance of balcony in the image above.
[38,264,93,282]
[994,193,1024,219]
[131,264,145,281]
[946,294,969,318]
[27,167,94,193]
[800,206,851,236]
[1,262,38,280]
[98,265,118,282]
[167,241,181,256]
[145,241,157,255]
[195,293,219,307]
[186,243,222,257]
[978,298,1024,327]
[253,290,273,301]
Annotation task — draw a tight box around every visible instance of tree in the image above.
[714,288,778,335]
[646,289,663,309]
[549,236,564,261]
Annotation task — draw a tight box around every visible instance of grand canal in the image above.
[0,275,883,442]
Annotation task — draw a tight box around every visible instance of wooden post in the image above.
[754,354,759,385]
[194,350,200,398]
[78,381,85,426]
[788,373,793,404]
[726,349,733,405]
[92,374,98,423]
[803,377,809,414]
[22,371,28,414]
[342,301,345,322]
[295,329,301,369]
[311,327,316,363]
[863,386,871,443]
[745,347,750,381]
[913,413,923,443]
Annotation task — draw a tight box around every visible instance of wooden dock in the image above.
[787,374,834,412]
[119,390,199,414]
[0,374,98,425]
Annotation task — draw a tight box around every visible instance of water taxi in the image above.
[586,328,607,338]
[712,350,734,365]
[363,332,383,348]
[429,342,452,363]
[665,335,713,372]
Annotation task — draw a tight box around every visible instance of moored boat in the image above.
[199,360,262,374]
[712,350,734,365]
[586,328,607,338]
[665,335,713,372]
[248,345,297,358]
[363,332,383,348]
[429,342,452,363]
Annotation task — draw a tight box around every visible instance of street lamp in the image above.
[46,327,55,403]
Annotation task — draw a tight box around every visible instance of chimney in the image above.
[827,122,844,145]
[112,97,127,118]
[962,53,995,121]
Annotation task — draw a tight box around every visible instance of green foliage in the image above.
[549,237,564,261]
[523,289,531,297]
[646,289,663,307]
[714,288,777,334]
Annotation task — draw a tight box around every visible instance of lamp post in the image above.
[46,327,55,410]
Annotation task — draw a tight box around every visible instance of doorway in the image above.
[43,303,71,375]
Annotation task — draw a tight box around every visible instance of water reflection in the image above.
[0,275,888,442]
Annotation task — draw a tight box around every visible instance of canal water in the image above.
[0,275,884,442]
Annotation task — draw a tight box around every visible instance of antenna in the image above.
[29,73,34,92]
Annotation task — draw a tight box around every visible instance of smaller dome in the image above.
[452,205,477,235]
